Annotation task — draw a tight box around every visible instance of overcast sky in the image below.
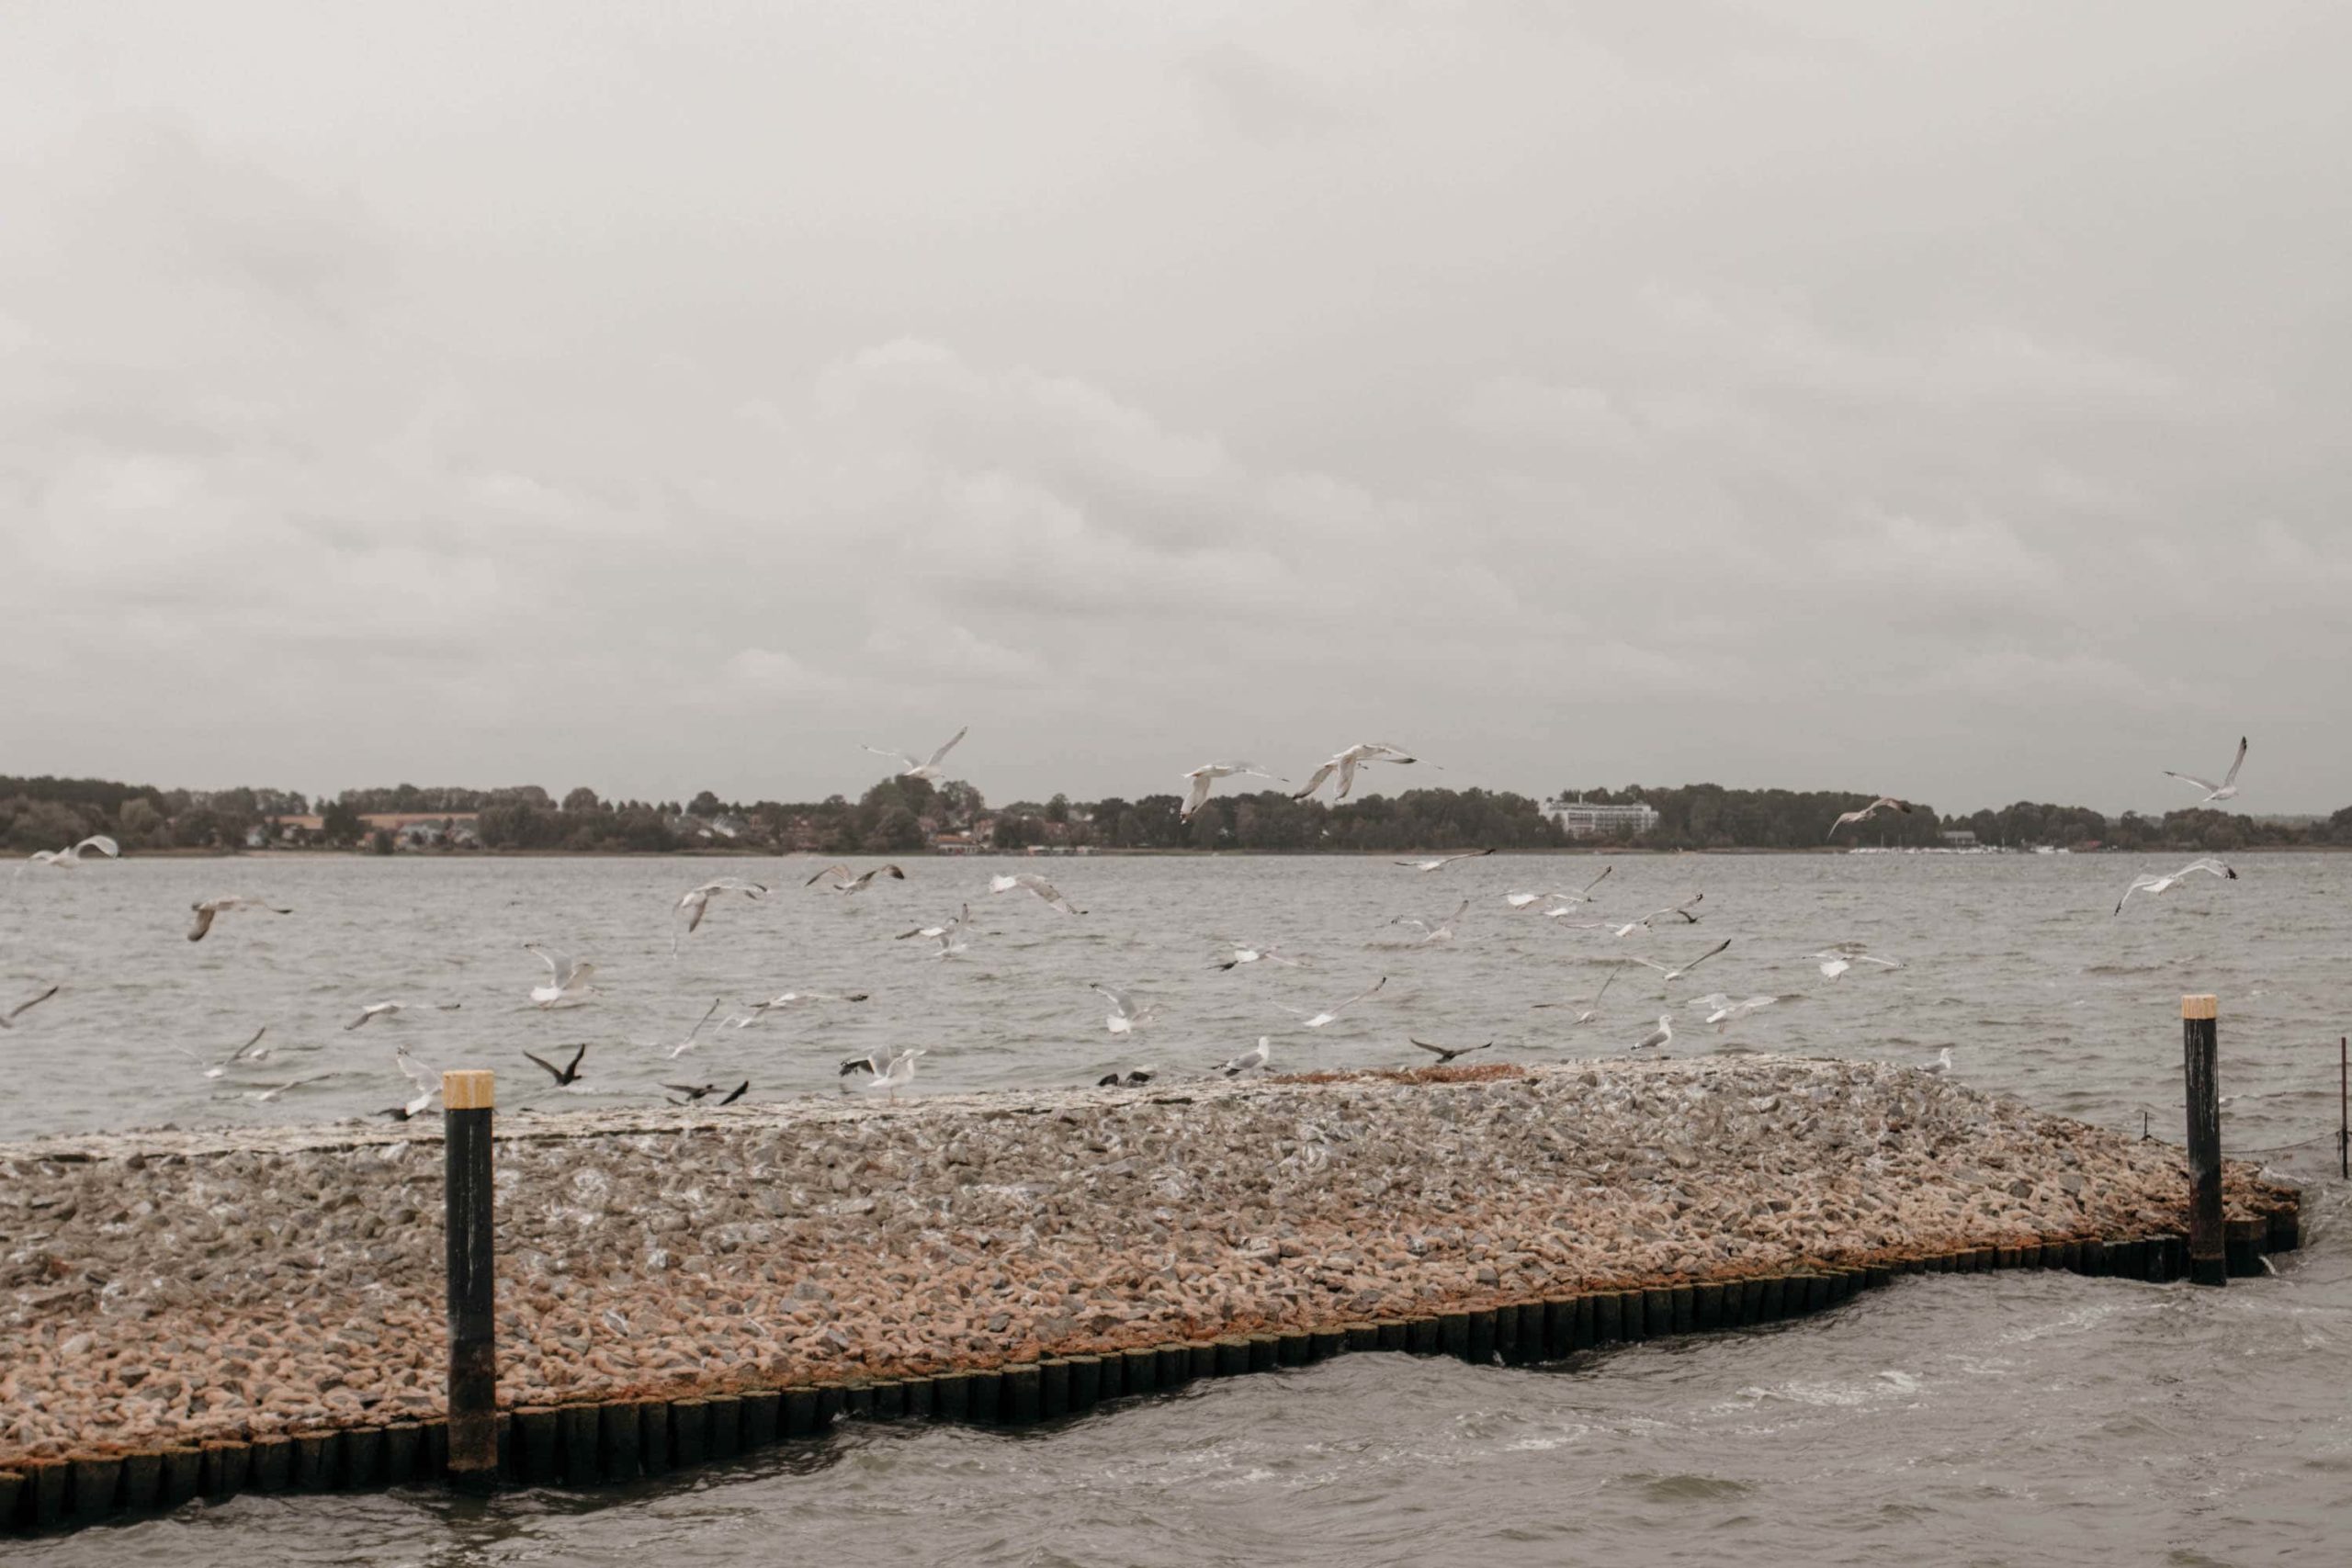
[4,2,2346,816]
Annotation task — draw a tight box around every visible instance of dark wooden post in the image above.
[2338,1036,2346,1180]
[445,1069,499,1488]
[2181,997,2225,1287]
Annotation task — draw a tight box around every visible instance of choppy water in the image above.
[6,852,2348,1565]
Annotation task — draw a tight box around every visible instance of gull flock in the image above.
[1,731,2255,1119]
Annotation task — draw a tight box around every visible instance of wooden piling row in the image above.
[1,1194,2303,1539]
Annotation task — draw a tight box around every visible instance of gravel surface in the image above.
[0,1057,2293,1463]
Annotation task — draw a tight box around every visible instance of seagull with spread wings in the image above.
[187,897,292,942]
[1626,937,1733,988]
[2163,737,2248,804]
[1409,1037,1492,1065]
[1827,797,1913,839]
[1291,975,1386,1029]
[806,863,906,896]
[1388,899,1469,947]
[524,943,598,1008]
[896,904,971,958]
[863,725,967,781]
[990,872,1084,914]
[21,835,119,872]
[1292,741,1424,802]
[1608,893,1703,937]
[174,1026,271,1077]
[1091,984,1156,1035]
[674,877,770,951]
[1396,848,1494,873]
[1532,964,1618,1024]
[1506,865,1612,909]
[1182,761,1287,821]
[522,1043,589,1087]
[1214,942,1309,971]
[2114,857,2237,915]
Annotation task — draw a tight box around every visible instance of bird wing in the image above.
[1332,975,1387,1013]
[521,1050,565,1082]
[1408,1038,1452,1058]
[1334,754,1360,799]
[1291,761,1338,800]
[1091,984,1135,1017]
[684,898,708,934]
[923,726,969,769]
[1182,771,1215,820]
[564,1043,589,1076]
[3,985,60,1022]
[525,943,571,981]
[1626,956,1672,974]
[2162,770,2220,793]
[806,863,851,887]
[76,835,121,859]
[719,1081,749,1104]
[862,745,920,771]
[839,1055,877,1077]
[187,905,217,942]
[2222,736,2247,787]
[1684,938,1733,972]
[1580,865,1613,897]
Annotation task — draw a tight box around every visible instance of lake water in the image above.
[5,852,2346,1565]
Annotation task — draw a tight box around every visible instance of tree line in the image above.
[6,773,2349,856]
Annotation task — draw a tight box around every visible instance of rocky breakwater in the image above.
[0,1056,2299,1464]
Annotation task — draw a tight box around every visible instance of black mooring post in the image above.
[445,1069,499,1488]
[2338,1036,2346,1180]
[2182,997,2225,1288]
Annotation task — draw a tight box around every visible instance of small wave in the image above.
[1635,1472,1755,1501]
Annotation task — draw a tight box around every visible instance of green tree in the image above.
[322,800,365,846]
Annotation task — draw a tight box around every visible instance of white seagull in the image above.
[735,987,870,1027]
[1702,995,1779,1030]
[990,872,1084,915]
[673,878,770,951]
[896,905,972,959]
[21,835,119,871]
[187,897,293,942]
[175,1026,271,1078]
[1389,899,1469,947]
[1922,1046,1955,1077]
[1506,865,1612,909]
[250,1072,331,1103]
[345,1002,405,1031]
[1627,937,1733,987]
[863,726,968,781]
[1216,1037,1272,1077]
[1091,984,1156,1035]
[524,943,598,1008]
[2163,737,2247,805]
[1409,1037,1493,1066]
[1827,797,1914,839]
[390,1048,440,1118]
[1293,975,1387,1029]
[1292,741,1423,803]
[1214,942,1309,971]
[1631,1014,1673,1053]
[0,984,60,1030]
[1182,761,1287,822]
[1395,848,1494,873]
[1608,893,1703,938]
[807,863,906,896]
[839,1043,915,1078]
[662,998,728,1059]
[1532,964,1618,1023]
[2114,857,2237,916]
[854,1045,926,1100]
[1809,946,1901,980]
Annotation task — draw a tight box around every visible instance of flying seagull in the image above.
[738,988,869,1027]
[1293,975,1386,1029]
[897,904,972,959]
[2114,857,2237,915]
[807,863,906,896]
[0,984,60,1030]
[1389,899,1469,946]
[990,872,1083,914]
[863,725,967,781]
[674,878,770,950]
[1409,1037,1493,1065]
[1627,937,1733,987]
[2163,737,2248,805]
[858,1046,925,1100]
[1827,797,1914,839]
[1182,761,1286,822]
[21,835,119,871]
[1506,865,1612,909]
[1216,1037,1272,1077]
[1214,942,1308,971]
[1631,1014,1672,1053]
[664,1078,751,1105]
[1097,1066,1155,1087]
[1809,946,1901,980]
[390,1047,438,1117]
[250,1072,331,1103]
[1293,741,1424,802]
[1608,893,1703,937]
[345,1001,405,1031]
[840,1043,916,1078]
[522,1043,589,1087]
[187,897,292,942]
[662,998,728,1059]
[1702,995,1779,1030]
[1091,984,1156,1035]
[524,943,597,1007]
[174,1026,271,1077]
[1395,848,1494,873]
[1532,964,1618,1023]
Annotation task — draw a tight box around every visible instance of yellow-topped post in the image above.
[2181,997,2224,1286]
[443,1069,499,1484]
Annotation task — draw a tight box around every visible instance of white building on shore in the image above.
[1545,795,1660,840]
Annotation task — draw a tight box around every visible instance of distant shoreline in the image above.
[63,843,2352,861]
